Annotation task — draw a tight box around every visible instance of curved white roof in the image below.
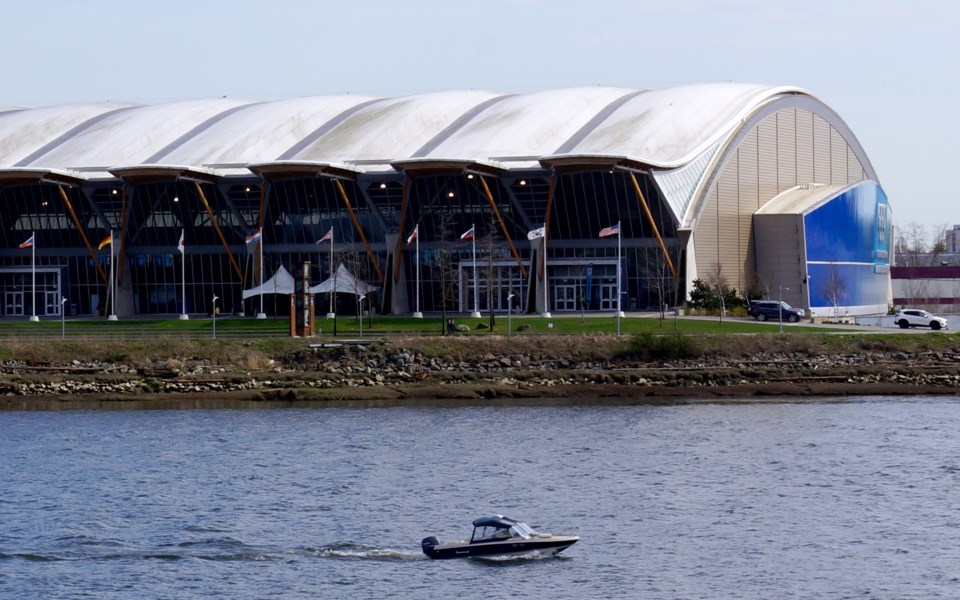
[154,95,379,169]
[0,102,138,167]
[558,83,806,168]
[24,98,254,171]
[288,90,503,169]
[420,86,638,167]
[0,84,821,177]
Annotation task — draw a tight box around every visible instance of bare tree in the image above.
[822,263,847,322]
[930,222,949,265]
[895,222,928,266]
[436,212,459,335]
[704,262,729,322]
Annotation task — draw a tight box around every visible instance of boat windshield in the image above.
[509,522,535,539]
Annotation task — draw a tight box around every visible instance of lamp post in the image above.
[778,285,789,334]
[61,297,66,339]
[507,292,515,337]
[212,294,219,339]
[359,294,366,338]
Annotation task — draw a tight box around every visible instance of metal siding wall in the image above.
[694,186,720,281]
[756,119,779,204]
[716,159,741,289]
[795,109,815,184]
[754,214,804,306]
[830,127,848,184]
[738,131,760,290]
[776,111,797,190]
[692,107,872,300]
[812,114,833,184]
[847,147,865,182]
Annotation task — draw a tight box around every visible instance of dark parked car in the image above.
[748,300,804,323]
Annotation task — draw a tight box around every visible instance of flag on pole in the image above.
[317,227,333,244]
[599,223,620,238]
[245,228,262,246]
[406,226,418,245]
[98,233,113,249]
[18,234,34,249]
[177,230,185,254]
[460,227,475,240]
[527,226,545,240]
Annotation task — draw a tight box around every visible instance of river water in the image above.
[2,397,959,599]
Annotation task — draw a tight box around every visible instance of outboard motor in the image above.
[421,536,439,557]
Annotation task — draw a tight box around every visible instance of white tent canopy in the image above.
[311,263,379,296]
[241,264,295,300]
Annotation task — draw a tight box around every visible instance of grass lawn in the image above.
[0,312,853,339]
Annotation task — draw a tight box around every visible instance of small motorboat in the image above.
[421,515,579,559]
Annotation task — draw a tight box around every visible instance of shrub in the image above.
[628,331,700,361]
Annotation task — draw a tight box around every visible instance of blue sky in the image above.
[3,0,956,236]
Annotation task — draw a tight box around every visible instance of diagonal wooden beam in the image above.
[118,185,128,286]
[393,178,410,283]
[194,182,245,284]
[540,173,556,281]
[629,172,677,278]
[477,175,526,279]
[58,185,108,284]
[334,179,384,282]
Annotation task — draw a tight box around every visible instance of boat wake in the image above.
[1,536,421,563]
[308,542,423,561]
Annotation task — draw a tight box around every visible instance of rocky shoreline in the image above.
[2,336,959,410]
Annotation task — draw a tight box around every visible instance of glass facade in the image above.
[0,169,683,317]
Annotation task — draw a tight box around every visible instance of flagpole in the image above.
[326,230,335,319]
[256,228,266,319]
[470,222,480,318]
[413,225,423,318]
[179,229,189,320]
[108,229,118,320]
[28,231,38,321]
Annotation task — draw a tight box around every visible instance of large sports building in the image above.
[0,83,891,319]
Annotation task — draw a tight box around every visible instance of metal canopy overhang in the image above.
[109,164,222,183]
[0,167,87,186]
[390,157,506,177]
[248,160,366,181]
[539,154,654,174]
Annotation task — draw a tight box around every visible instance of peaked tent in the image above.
[241,264,296,300]
[311,263,380,296]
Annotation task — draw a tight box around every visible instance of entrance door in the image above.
[598,284,618,311]
[45,291,62,316]
[5,291,23,316]
[553,284,577,311]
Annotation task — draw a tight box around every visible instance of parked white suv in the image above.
[894,309,948,330]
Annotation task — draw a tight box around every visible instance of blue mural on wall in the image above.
[805,181,891,310]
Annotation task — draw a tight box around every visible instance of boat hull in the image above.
[422,535,579,560]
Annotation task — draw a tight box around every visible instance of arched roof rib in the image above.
[545,83,807,169]
[154,95,380,172]
[286,90,503,170]
[22,98,254,173]
[419,87,638,168]
[0,102,139,167]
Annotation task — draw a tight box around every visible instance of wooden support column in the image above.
[194,182,245,284]
[629,172,677,278]
[118,185,128,285]
[540,173,556,281]
[393,178,410,283]
[58,185,108,284]
[334,179,383,282]
[477,175,526,279]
